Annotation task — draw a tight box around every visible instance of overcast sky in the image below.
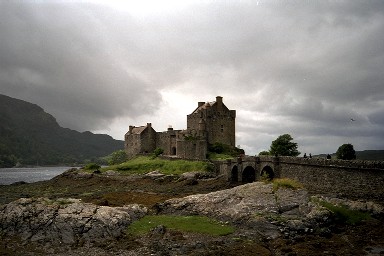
[1,0,383,155]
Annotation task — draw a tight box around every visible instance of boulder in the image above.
[0,198,147,246]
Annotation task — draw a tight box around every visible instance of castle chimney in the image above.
[147,123,152,128]
[216,96,223,110]
[198,102,205,107]
[216,96,223,105]
[129,125,134,133]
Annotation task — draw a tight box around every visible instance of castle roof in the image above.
[191,101,215,114]
[131,126,147,134]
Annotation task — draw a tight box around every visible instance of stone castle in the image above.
[125,96,236,159]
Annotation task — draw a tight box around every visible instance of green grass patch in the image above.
[206,152,234,160]
[127,215,235,236]
[103,156,213,175]
[318,200,372,225]
[272,178,304,191]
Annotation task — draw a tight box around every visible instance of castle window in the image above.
[221,125,224,133]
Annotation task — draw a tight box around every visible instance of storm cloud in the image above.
[1,1,383,155]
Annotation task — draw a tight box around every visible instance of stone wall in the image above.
[156,129,179,156]
[277,157,384,201]
[125,134,141,159]
[218,156,384,201]
[176,139,207,160]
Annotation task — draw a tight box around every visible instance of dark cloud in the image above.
[0,1,383,154]
[0,2,162,131]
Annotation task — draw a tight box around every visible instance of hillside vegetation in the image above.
[103,156,214,175]
[0,94,123,167]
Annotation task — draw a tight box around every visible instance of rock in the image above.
[158,182,280,220]
[104,170,119,176]
[178,171,199,180]
[157,182,336,238]
[55,168,93,180]
[0,197,147,246]
[145,170,165,179]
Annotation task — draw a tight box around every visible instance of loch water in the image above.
[0,166,72,185]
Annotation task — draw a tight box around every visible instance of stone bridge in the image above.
[212,156,384,201]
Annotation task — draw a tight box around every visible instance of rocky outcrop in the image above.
[157,182,383,240]
[158,182,315,220]
[0,198,147,246]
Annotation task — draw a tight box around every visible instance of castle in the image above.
[124,96,236,159]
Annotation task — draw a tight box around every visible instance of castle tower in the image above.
[187,96,236,147]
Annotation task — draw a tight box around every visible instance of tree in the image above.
[108,150,127,165]
[269,134,300,157]
[336,143,356,160]
[258,151,270,156]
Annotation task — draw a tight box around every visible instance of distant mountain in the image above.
[314,150,384,161]
[0,94,124,167]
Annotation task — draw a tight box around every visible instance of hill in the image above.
[0,94,123,167]
[315,150,384,161]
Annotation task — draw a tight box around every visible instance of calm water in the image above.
[0,167,73,185]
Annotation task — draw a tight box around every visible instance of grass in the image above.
[318,200,372,225]
[272,178,304,192]
[103,156,213,175]
[127,215,235,236]
[206,152,235,160]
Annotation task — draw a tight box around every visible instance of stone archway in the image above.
[231,165,238,182]
[261,166,274,180]
[242,166,256,183]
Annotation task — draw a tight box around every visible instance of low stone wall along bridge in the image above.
[212,156,384,201]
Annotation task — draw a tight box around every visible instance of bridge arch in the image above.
[231,165,239,182]
[261,165,274,180]
[242,166,256,183]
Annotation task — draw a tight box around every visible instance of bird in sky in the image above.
[350,118,356,121]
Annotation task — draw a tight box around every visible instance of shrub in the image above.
[152,148,164,158]
[272,178,303,191]
[207,143,244,159]
[84,163,100,171]
[318,200,371,225]
[258,151,270,156]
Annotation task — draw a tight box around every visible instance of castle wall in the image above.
[187,97,236,147]
[176,139,207,160]
[156,129,179,156]
[204,109,236,147]
[125,134,141,159]
[125,126,157,158]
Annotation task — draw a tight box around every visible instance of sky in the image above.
[1,0,383,156]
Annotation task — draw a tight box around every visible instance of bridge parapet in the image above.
[274,156,384,171]
[216,155,384,201]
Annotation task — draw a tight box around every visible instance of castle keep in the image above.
[125,96,236,159]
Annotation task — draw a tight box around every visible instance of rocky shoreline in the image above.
[1,169,384,255]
